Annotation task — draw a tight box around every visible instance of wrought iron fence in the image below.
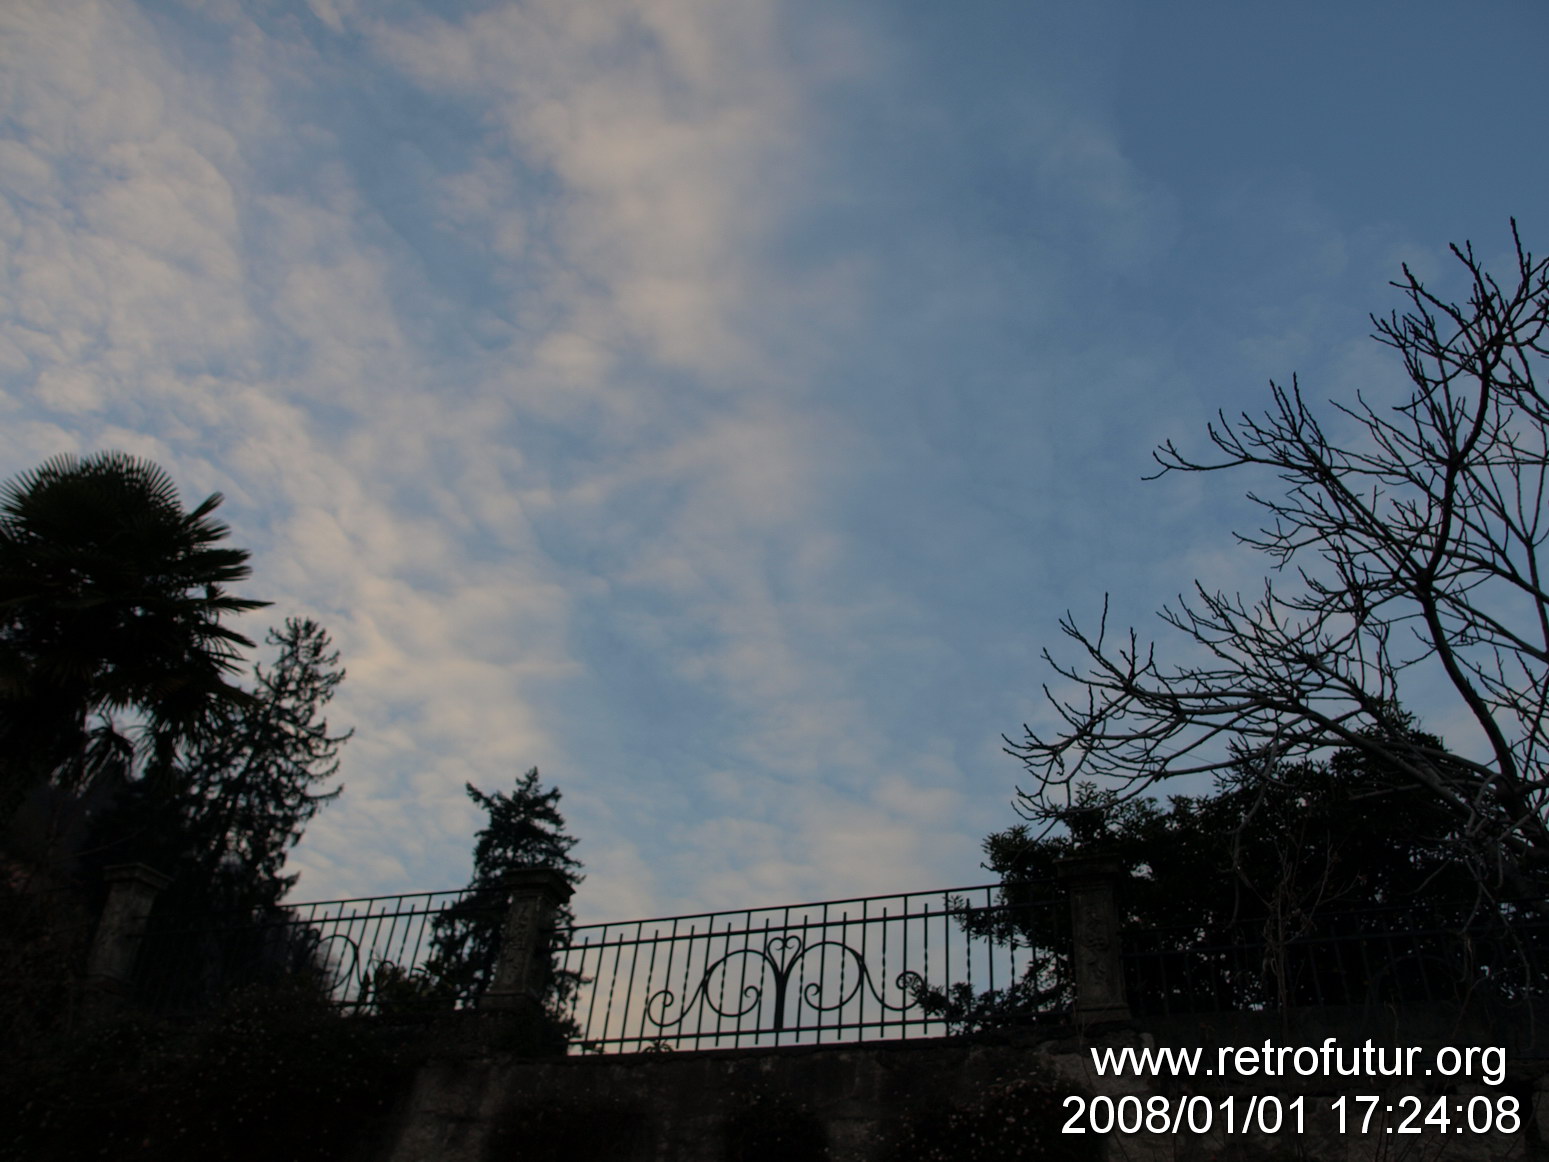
[553,883,1063,1052]
[132,888,502,1016]
[125,866,1549,1055]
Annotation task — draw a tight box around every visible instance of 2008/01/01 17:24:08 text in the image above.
[1060,1094,1523,1136]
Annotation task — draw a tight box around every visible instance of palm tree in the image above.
[0,452,270,821]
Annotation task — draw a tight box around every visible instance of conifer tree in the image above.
[87,618,350,916]
[412,769,583,1022]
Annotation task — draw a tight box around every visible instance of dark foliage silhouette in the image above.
[1008,224,1549,903]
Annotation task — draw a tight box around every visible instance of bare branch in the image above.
[1015,225,1549,895]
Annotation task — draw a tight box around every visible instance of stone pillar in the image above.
[481,867,574,1012]
[83,862,171,1019]
[1056,853,1130,1025]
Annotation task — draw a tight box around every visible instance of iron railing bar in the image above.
[740,912,761,1049]
[712,916,733,1048]
[600,922,633,1047]
[601,927,628,1046]
[811,902,826,1040]
[677,920,697,1049]
[634,917,663,1048]
[877,899,888,1040]
[561,884,1013,934]
[137,902,496,941]
[778,903,792,1047]
[578,936,606,1038]
[561,907,1008,950]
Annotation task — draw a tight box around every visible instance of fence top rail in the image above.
[281,887,481,910]
[562,882,1054,936]
[141,888,488,929]
[562,903,1060,951]
[135,882,1058,941]
[204,883,1548,919]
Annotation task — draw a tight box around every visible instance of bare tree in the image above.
[1008,222,1549,899]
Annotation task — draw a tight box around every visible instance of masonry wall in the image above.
[387,1030,1099,1162]
[384,1010,1549,1162]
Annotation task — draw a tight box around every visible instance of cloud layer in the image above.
[3,0,1544,923]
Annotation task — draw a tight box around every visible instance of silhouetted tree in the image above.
[1007,223,1549,902]
[0,452,268,827]
[72,618,351,1012]
[924,731,1504,1030]
[85,618,349,913]
[0,453,294,1026]
[396,769,582,1024]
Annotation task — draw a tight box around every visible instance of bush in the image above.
[0,878,92,1046]
[0,978,416,1162]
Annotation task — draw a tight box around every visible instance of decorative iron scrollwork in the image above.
[644,933,925,1034]
[307,930,367,999]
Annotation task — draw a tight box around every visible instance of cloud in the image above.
[6,0,1453,933]
[369,0,807,383]
[0,0,1161,923]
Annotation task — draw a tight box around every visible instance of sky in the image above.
[1,0,1545,926]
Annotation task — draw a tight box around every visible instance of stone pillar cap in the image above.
[102,863,173,891]
[1054,852,1124,881]
[500,867,575,900]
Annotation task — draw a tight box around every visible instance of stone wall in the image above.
[387,1029,1099,1162]
[383,1014,1549,1162]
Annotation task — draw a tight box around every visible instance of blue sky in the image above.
[2,0,1545,923]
